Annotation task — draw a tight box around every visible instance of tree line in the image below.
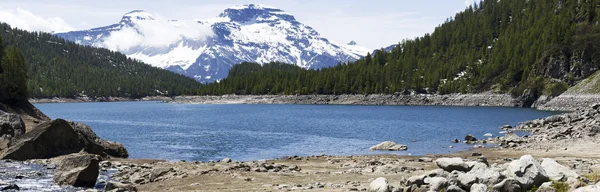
[0,23,201,99]
[196,0,600,97]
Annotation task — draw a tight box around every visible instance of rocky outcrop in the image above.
[369,141,407,151]
[0,112,25,138]
[0,119,86,160]
[52,153,101,187]
[0,119,128,160]
[378,155,587,191]
[515,103,600,148]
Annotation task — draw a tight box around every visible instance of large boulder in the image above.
[368,177,391,192]
[1,119,87,160]
[505,155,549,190]
[369,141,407,151]
[435,157,470,172]
[540,158,579,181]
[70,122,128,158]
[0,119,128,160]
[53,153,101,187]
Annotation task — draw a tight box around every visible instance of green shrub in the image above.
[544,82,569,97]
[551,181,569,192]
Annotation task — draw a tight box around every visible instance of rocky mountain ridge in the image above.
[56,4,370,82]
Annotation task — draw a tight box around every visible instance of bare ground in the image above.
[104,137,600,192]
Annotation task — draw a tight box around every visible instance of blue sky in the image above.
[0,0,475,49]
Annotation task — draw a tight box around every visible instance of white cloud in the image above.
[102,13,214,52]
[0,7,75,33]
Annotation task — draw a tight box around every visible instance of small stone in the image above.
[465,134,477,142]
[472,152,482,156]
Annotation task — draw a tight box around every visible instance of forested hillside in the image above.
[0,37,28,103]
[197,0,600,104]
[0,23,200,98]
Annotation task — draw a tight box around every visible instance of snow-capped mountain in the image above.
[55,4,370,82]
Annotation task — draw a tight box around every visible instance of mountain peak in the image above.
[228,4,278,10]
[347,41,358,46]
[121,10,156,23]
[218,4,295,23]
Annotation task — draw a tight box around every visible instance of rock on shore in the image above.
[377,155,590,192]
[516,103,600,145]
[369,141,408,151]
[0,119,128,160]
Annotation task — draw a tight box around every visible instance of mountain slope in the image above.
[0,23,201,98]
[195,0,600,104]
[55,4,370,83]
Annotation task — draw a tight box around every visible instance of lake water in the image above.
[35,102,557,161]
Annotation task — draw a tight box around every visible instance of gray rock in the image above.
[407,175,426,187]
[369,141,407,151]
[418,157,433,162]
[1,119,87,160]
[424,177,448,192]
[465,134,477,142]
[469,162,503,185]
[536,186,557,192]
[446,185,466,192]
[435,157,470,172]
[104,181,137,192]
[1,119,128,160]
[457,173,479,189]
[70,122,129,158]
[572,185,600,192]
[427,169,449,178]
[53,153,101,187]
[470,183,487,192]
[540,158,579,181]
[1,184,20,191]
[0,112,25,138]
[505,155,549,190]
[503,132,523,143]
[368,177,391,192]
[222,158,232,163]
[492,178,521,192]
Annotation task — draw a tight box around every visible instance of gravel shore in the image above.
[169,94,520,107]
